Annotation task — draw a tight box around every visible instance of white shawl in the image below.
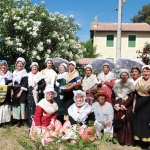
[37,98,58,114]
[82,74,98,91]
[113,79,135,100]
[13,69,27,85]
[55,72,68,87]
[28,71,43,89]
[0,71,12,85]
[98,71,115,86]
[41,68,57,87]
[68,102,93,125]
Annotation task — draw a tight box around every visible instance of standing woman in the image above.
[54,63,68,123]
[27,62,46,127]
[12,57,28,128]
[98,63,115,104]
[82,64,98,105]
[41,58,57,88]
[133,65,150,147]
[0,60,13,126]
[130,66,141,86]
[63,61,81,120]
[112,69,135,145]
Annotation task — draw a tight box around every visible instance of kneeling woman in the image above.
[62,90,96,141]
[30,86,62,145]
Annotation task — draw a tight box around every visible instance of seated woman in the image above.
[82,64,98,105]
[112,69,135,146]
[30,86,62,145]
[62,90,96,142]
[92,90,114,137]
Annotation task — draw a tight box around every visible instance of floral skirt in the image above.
[12,104,26,120]
[62,120,96,142]
[30,119,63,143]
[0,104,11,124]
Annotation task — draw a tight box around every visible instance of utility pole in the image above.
[116,0,122,59]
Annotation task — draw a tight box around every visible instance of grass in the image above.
[0,124,142,150]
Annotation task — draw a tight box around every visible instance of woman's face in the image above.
[46,60,53,69]
[142,68,150,80]
[16,61,24,71]
[103,65,110,74]
[120,72,129,82]
[1,63,7,72]
[97,95,106,106]
[59,65,66,74]
[31,66,38,74]
[46,91,54,102]
[76,95,84,106]
[69,64,75,72]
[131,69,140,80]
[85,68,92,77]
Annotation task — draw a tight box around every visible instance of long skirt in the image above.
[62,120,96,142]
[114,101,133,145]
[133,95,150,142]
[12,103,26,120]
[30,120,63,143]
[26,88,36,127]
[0,104,11,124]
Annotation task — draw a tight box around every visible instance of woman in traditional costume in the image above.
[54,63,68,123]
[63,61,81,120]
[130,66,141,86]
[41,58,57,88]
[133,65,150,147]
[129,66,141,113]
[112,69,135,145]
[98,63,115,104]
[82,64,98,105]
[0,60,13,125]
[92,90,114,137]
[62,90,96,142]
[12,57,28,127]
[30,86,62,145]
[27,62,46,127]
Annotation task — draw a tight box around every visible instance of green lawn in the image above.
[0,124,141,150]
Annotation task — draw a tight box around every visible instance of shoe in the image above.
[16,122,21,128]
[41,138,45,146]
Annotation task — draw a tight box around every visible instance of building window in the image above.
[128,35,136,47]
[106,35,114,47]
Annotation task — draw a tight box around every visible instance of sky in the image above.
[31,0,150,42]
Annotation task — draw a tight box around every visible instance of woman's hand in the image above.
[114,106,120,111]
[105,120,111,127]
[51,119,55,127]
[11,90,14,97]
[7,83,13,86]
[16,92,22,98]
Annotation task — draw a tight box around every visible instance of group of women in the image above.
[0,57,150,148]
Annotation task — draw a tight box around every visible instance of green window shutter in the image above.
[128,35,136,47]
[106,35,114,47]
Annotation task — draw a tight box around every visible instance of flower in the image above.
[32,31,38,38]
[32,51,37,56]
[47,49,51,53]
[46,39,51,44]
[41,1,45,5]
[36,55,41,60]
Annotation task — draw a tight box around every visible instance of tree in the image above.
[136,42,150,65]
[131,4,150,24]
[82,39,100,58]
[0,0,86,70]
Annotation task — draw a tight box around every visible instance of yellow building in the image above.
[90,22,150,61]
